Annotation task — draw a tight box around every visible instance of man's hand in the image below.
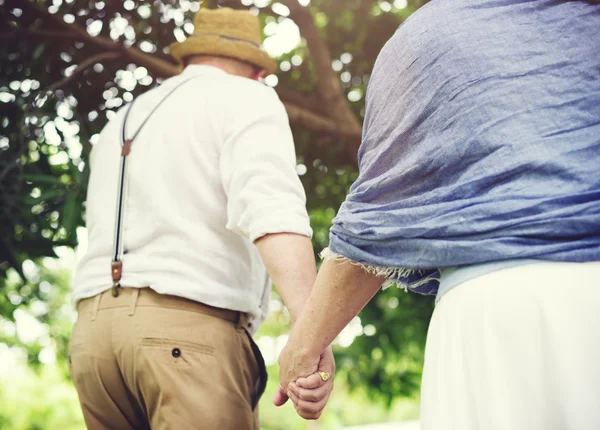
[274,345,335,420]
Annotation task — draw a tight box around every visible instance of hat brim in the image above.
[170,36,277,75]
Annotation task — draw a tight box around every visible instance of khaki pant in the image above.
[69,287,266,430]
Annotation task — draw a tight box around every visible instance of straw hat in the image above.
[169,8,277,75]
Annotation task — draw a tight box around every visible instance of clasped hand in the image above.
[274,344,335,420]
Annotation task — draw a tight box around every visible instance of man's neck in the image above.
[186,56,251,78]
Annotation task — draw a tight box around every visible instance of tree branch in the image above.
[14,0,360,163]
[276,87,326,115]
[47,51,123,93]
[0,159,21,184]
[18,0,179,78]
[0,29,80,42]
[280,0,361,136]
[284,102,361,142]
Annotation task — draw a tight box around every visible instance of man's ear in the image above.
[251,68,267,81]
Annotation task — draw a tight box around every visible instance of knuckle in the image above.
[301,410,319,420]
[300,404,318,414]
[302,392,318,402]
[308,394,320,402]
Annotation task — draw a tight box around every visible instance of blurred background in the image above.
[0,0,433,428]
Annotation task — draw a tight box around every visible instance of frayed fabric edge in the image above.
[320,247,432,292]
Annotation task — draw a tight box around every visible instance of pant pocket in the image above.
[140,337,215,368]
[242,329,268,410]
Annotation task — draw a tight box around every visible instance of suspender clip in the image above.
[121,139,132,156]
[111,261,123,297]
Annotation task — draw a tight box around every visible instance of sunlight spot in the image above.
[348,88,363,102]
[0,92,15,103]
[49,151,70,166]
[184,22,194,34]
[87,19,102,36]
[64,64,77,77]
[380,1,392,12]
[280,61,291,72]
[134,66,148,80]
[173,27,186,42]
[264,75,278,87]
[39,346,56,364]
[138,5,151,19]
[15,309,46,345]
[139,40,157,53]
[264,21,278,37]
[271,2,290,16]
[263,19,301,58]
[364,324,377,336]
[337,316,362,348]
[296,164,307,176]
[20,80,32,92]
[340,52,353,64]
[256,334,289,366]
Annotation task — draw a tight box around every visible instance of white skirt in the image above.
[420,261,600,430]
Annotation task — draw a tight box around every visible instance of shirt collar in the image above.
[181,64,228,77]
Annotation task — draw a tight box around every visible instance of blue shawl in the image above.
[326,0,600,294]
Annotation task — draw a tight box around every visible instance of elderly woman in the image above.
[276,0,600,428]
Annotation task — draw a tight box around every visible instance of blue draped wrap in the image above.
[327,0,600,294]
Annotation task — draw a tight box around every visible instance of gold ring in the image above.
[318,371,331,382]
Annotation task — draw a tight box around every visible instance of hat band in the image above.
[190,33,261,48]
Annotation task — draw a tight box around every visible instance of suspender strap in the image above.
[111,76,200,297]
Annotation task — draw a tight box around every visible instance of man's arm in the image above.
[278,258,383,395]
[254,233,316,323]
[255,233,337,420]
[219,83,334,418]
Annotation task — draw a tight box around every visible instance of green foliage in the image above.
[1,0,434,408]
[0,360,85,430]
[0,259,75,373]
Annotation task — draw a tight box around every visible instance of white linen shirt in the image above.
[73,65,312,332]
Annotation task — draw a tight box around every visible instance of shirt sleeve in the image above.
[219,82,312,242]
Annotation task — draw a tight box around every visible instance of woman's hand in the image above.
[274,344,335,420]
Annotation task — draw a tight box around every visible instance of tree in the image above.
[0,0,433,404]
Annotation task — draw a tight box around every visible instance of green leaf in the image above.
[61,194,80,238]
[22,174,66,187]
[32,44,46,61]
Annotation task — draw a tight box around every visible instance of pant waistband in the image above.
[77,287,245,326]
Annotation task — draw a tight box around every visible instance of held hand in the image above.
[287,345,335,420]
[274,344,335,420]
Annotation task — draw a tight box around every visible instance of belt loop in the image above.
[128,288,140,316]
[91,294,101,321]
[236,312,247,330]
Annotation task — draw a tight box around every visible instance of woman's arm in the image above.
[277,257,384,395]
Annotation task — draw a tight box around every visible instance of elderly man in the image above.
[69,7,332,429]
[278,1,600,429]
